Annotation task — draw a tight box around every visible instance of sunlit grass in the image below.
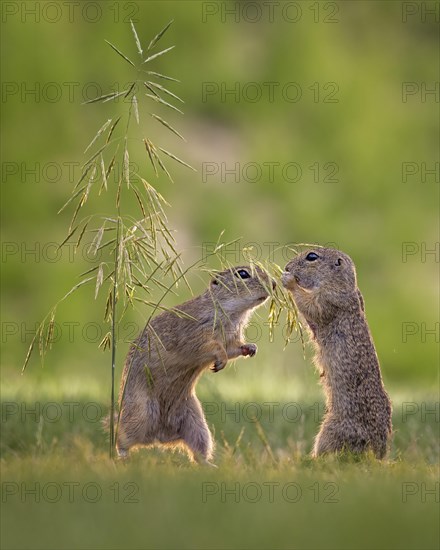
[1,401,438,550]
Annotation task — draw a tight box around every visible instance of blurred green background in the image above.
[1,1,439,549]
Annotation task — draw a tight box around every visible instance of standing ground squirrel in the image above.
[282,248,392,458]
[117,265,274,465]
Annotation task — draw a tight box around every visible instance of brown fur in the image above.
[117,265,273,465]
[282,248,392,458]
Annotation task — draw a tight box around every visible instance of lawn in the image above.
[1,364,438,550]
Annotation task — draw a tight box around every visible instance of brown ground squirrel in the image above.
[117,265,274,465]
[282,248,392,458]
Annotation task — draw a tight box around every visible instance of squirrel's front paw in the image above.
[211,359,227,373]
[241,344,257,357]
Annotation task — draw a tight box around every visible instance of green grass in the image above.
[2,453,438,550]
[1,369,439,550]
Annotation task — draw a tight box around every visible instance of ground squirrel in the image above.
[282,248,392,458]
[116,265,274,464]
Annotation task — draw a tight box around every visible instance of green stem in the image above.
[109,216,120,459]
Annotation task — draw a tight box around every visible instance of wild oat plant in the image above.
[22,20,300,458]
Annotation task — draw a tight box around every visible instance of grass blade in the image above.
[97,238,116,253]
[123,140,130,188]
[143,81,160,97]
[58,224,78,250]
[146,81,184,103]
[99,332,112,351]
[83,90,127,105]
[61,276,95,302]
[72,164,94,192]
[82,91,120,105]
[82,164,97,205]
[149,148,173,183]
[143,45,175,64]
[57,184,86,215]
[89,225,105,257]
[158,147,196,171]
[132,95,139,124]
[69,194,83,232]
[82,144,108,170]
[150,114,185,141]
[132,186,146,217]
[99,154,107,194]
[84,119,112,154]
[124,82,136,99]
[145,93,183,114]
[104,287,112,321]
[116,176,122,209]
[130,19,143,56]
[147,20,174,51]
[253,417,276,464]
[45,310,56,351]
[142,177,170,207]
[103,90,130,103]
[106,116,121,144]
[106,145,119,180]
[75,221,89,251]
[22,333,37,372]
[146,70,180,82]
[95,263,104,299]
[105,39,135,67]
[144,138,158,176]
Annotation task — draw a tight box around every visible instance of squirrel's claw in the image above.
[211,360,226,373]
[241,344,257,357]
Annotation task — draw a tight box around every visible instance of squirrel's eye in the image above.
[305,252,319,262]
[335,258,342,266]
[236,269,250,279]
